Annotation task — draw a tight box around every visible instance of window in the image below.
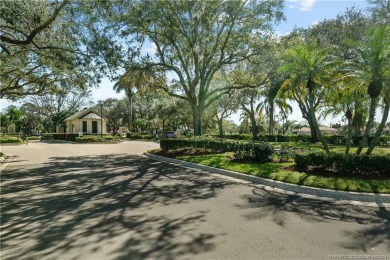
[92,121,98,134]
[82,121,87,132]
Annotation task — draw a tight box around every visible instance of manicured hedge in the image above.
[0,137,23,143]
[212,133,390,146]
[41,133,80,141]
[232,142,274,163]
[160,139,274,163]
[27,136,41,140]
[126,133,153,140]
[160,139,237,152]
[294,153,390,177]
[75,135,118,143]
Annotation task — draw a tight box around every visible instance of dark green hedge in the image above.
[211,133,390,146]
[75,135,118,143]
[160,139,274,163]
[160,139,236,152]
[126,133,153,140]
[232,142,274,163]
[41,133,79,141]
[294,153,390,177]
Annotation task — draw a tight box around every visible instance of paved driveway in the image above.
[1,141,389,259]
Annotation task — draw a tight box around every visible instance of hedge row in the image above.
[41,133,80,141]
[212,134,390,146]
[0,137,23,143]
[126,133,153,140]
[160,139,274,163]
[294,153,390,177]
[27,136,41,140]
[75,135,119,143]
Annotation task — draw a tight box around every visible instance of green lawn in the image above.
[176,152,390,194]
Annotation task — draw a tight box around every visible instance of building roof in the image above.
[65,108,107,121]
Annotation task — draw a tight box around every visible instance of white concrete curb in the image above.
[144,153,390,206]
[0,155,14,172]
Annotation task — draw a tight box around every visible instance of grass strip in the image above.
[177,153,390,194]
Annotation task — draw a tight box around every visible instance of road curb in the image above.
[0,155,14,172]
[144,153,390,206]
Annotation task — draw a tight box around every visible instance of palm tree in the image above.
[322,80,367,154]
[113,68,163,132]
[355,25,390,154]
[279,39,338,154]
[257,79,292,135]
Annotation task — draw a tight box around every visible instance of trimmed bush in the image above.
[27,136,41,140]
[75,135,118,143]
[294,153,390,177]
[126,133,153,140]
[233,142,274,163]
[160,139,237,152]
[160,139,274,163]
[0,137,23,143]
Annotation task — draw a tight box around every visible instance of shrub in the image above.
[0,137,23,143]
[160,139,237,152]
[75,135,118,143]
[233,142,274,163]
[27,136,41,140]
[294,153,390,177]
[126,133,153,140]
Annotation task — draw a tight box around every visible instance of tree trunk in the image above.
[218,118,224,138]
[345,117,353,154]
[308,87,330,153]
[366,100,389,155]
[128,93,133,132]
[250,113,258,140]
[307,116,319,143]
[308,109,330,154]
[193,110,202,136]
[356,97,378,154]
[269,99,274,135]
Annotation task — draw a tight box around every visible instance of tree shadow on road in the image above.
[237,187,390,252]
[1,154,233,260]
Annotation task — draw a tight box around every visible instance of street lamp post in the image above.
[100,102,103,139]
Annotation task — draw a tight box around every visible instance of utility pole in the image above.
[100,102,103,139]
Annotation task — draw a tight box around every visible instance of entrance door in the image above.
[82,121,87,132]
[92,121,98,134]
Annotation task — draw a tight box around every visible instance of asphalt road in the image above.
[1,141,389,260]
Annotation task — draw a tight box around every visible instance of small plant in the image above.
[278,144,290,162]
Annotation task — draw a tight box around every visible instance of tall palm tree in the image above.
[113,68,162,132]
[257,79,292,135]
[355,25,390,154]
[279,39,338,154]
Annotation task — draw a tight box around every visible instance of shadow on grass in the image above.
[1,154,232,260]
[237,187,390,251]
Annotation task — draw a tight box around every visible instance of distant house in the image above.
[293,125,337,135]
[63,108,107,134]
[382,127,390,135]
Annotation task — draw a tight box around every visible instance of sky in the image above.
[1,0,372,127]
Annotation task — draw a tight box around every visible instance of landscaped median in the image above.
[148,139,390,195]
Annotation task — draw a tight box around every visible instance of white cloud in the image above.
[299,0,316,11]
[289,4,296,9]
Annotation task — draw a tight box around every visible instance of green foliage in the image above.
[294,153,390,177]
[160,139,237,153]
[233,142,274,163]
[126,133,153,140]
[27,136,41,140]
[75,135,118,143]
[0,137,23,143]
